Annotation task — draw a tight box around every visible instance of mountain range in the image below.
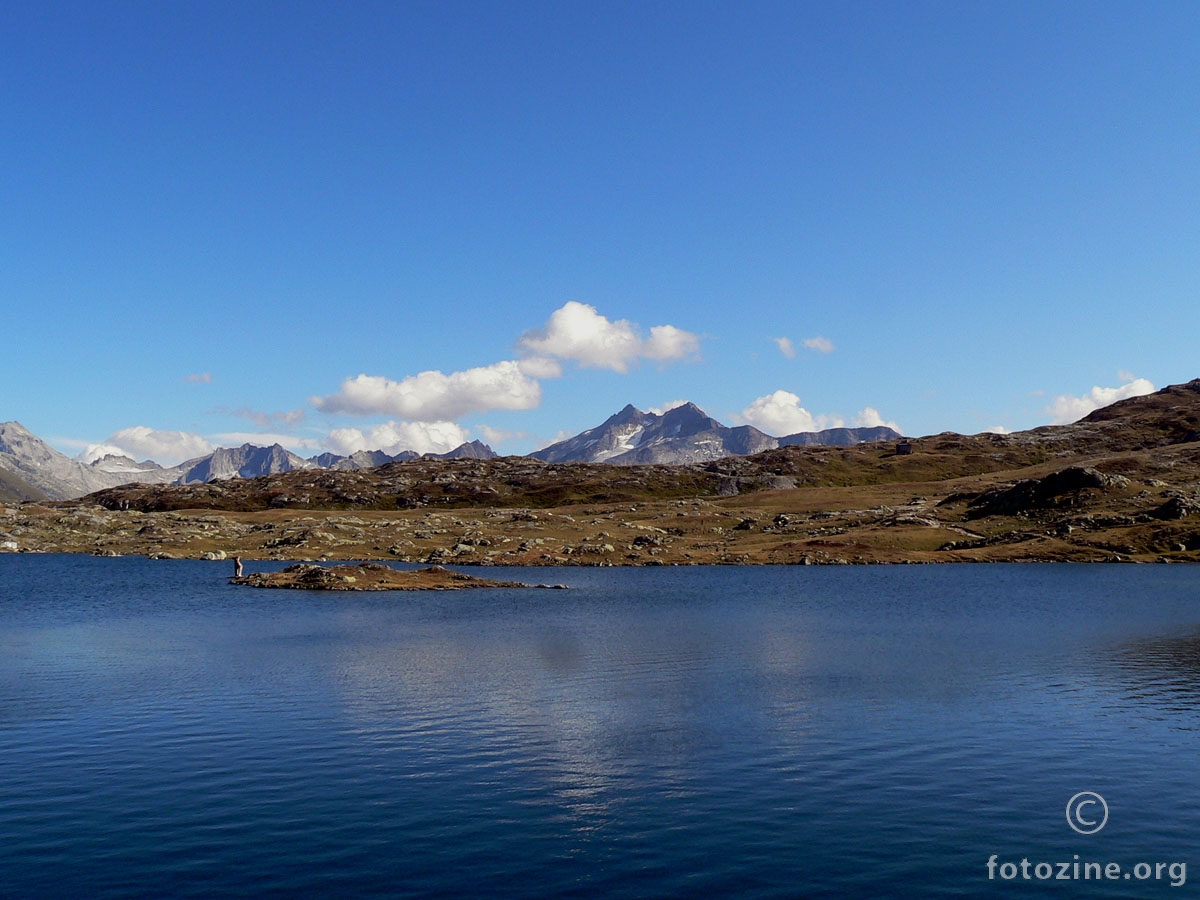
[530,402,899,464]
[0,403,901,501]
[0,423,503,502]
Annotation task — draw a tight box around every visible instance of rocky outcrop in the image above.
[1151,496,1200,520]
[968,466,1129,519]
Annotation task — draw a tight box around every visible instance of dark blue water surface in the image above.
[2,556,1199,898]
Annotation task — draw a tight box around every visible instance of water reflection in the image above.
[326,595,826,841]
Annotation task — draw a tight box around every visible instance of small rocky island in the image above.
[232,562,556,591]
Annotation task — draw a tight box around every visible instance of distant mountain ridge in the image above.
[0,405,902,500]
[0,421,498,501]
[777,425,904,447]
[177,444,315,483]
[306,440,497,472]
[0,422,172,500]
[531,402,902,465]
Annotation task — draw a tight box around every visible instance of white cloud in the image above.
[853,407,901,432]
[327,421,469,456]
[643,324,701,361]
[774,337,796,359]
[647,399,690,416]
[802,336,835,354]
[518,301,699,372]
[83,427,215,465]
[983,425,1012,435]
[312,360,541,421]
[182,372,212,384]
[516,356,564,379]
[740,391,841,436]
[1045,376,1155,425]
[78,443,128,463]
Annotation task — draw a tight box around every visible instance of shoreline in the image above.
[0,547,1185,566]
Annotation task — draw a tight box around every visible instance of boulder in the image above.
[968,466,1126,519]
[1151,497,1200,520]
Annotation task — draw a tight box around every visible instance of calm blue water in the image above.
[2,556,1198,898]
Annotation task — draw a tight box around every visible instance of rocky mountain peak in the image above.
[434,440,498,460]
[606,404,647,426]
[660,402,719,431]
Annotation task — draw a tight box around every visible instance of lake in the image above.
[1,556,1198,897]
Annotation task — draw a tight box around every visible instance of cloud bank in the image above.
[1045,376,1155,425]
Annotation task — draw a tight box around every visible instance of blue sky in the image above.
[3,1,1197,463]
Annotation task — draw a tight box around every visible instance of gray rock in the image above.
[969,467,1126,519]
[1151,497,1200,520]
